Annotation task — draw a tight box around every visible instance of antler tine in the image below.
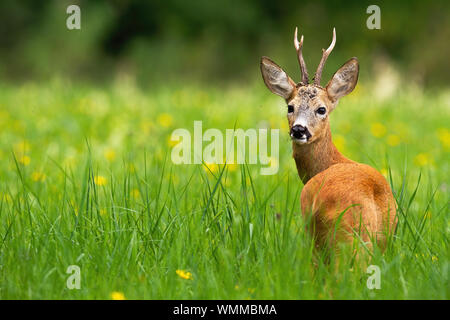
[294,27,309,85]
[314,27,336,86]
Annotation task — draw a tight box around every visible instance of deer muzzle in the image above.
[291,124,312,142]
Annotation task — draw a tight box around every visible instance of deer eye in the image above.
[316,107,326,115]
[287,105,294,113]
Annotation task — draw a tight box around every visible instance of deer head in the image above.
[260,27,359,145]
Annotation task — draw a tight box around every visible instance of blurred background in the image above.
[0,0,449,88]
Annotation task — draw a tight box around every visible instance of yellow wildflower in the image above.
[130,188,140,199]
[203,162,219,174]
[104,149,116,162]
[432,256,438,262]
[31,171,46,182]
[176,269,193,280]
[167,135,179,147]
[70,200,79,216]
[14,140,30,154]
[333,134,346,151]
[437,128,450,149]
[226,162,238,172]
[268,156,279,170]
[111,291,126,300]
[370,123,387,138]
[19,155,30,166]
[157,113,173,128]
[94,175,107,186]
[387,134,401,146]
[414,153,432,167]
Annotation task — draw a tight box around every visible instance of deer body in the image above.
[260,28,397,250]
[294,122,396,249]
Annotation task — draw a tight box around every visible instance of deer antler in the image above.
[294,27,309,85]
[314,27,336,86]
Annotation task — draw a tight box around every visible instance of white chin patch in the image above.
[291,134,308,144]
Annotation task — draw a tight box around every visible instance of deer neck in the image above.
[292,123,350,184]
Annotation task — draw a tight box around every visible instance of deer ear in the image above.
[260,57,296,100]
[326,57,359,102]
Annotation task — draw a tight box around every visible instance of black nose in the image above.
[291,125,308,139]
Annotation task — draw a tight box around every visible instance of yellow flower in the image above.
[157,113,173,128]
[111,291,126,300]
[104,149,116,162]
[349,82,362,99]
[333,134,346,151]
[94,175,107,186]
[437,128,450,149]
[70,200,79,216]
[31,171,46,182]
[387,134,401,146]
[203,162,219,174]
[100,209,107,216]
[234,284,240,290]
[167,135,179,147]
[19,155,30,166]
[130,188,140,199]
[414,153,432,167]
[176,269,193,280]
[14,141,30,154]
[371,123,387,138]
[268,156,279,170]
[432,256,438,262]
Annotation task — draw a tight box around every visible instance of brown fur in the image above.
[261,53,397,253]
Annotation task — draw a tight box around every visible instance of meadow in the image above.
[0,77,448,299]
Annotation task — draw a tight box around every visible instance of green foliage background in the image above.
[0,0,449,86]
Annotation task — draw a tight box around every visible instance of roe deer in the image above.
[260,27,397,252]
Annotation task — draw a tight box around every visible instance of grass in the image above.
[0,78,448,299]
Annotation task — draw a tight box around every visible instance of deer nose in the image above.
[291,125,309,139]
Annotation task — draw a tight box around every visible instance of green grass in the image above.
[0,79,448,299]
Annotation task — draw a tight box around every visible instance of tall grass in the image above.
[0,79,448,299]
